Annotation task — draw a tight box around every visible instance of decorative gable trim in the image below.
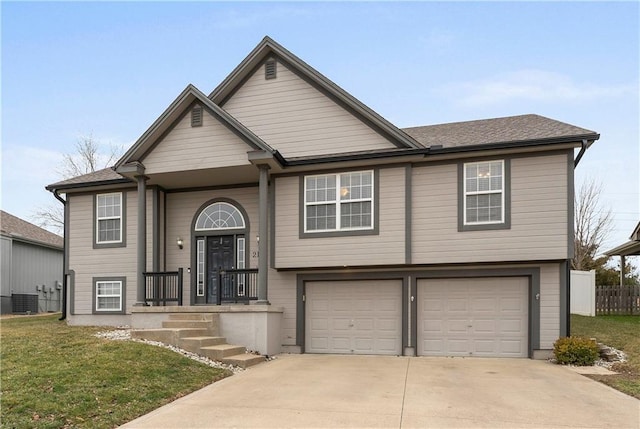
[209,36,423,150]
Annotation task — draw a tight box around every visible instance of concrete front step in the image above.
[179,336,227,353]
[131,328,209,344]
[200,344,246,361]
[162,320,216,330]
[168,313,218,321]
[222,353,266,369]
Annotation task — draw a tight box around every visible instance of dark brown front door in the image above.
[207,236,234,304]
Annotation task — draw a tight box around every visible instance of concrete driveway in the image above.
[122,355,640,428]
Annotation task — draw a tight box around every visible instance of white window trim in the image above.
[463,160,505,225]
[196,239,205,297]
[96,192,123,244]
[95,280,122,312]
[304,170,374,233]
[195,202,246,231]
[236,237,246,296]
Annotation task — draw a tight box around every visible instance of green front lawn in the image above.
[570,314,640,399]
[1,314,231,428]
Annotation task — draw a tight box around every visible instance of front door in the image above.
[207,235,235,304]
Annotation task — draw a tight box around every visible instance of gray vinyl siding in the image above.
[412,153,568,263]
[222,59,396,158]
[266,268,298,346]
[1,236,12,313]
[10,241,62,294]
[539,263,560,349]
[0,236,63,314]
[68,191,138,315]
[141,107,252,175]
[164,187,260,300]
[274,167,405,269]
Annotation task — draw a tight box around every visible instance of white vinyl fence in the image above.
[570,270,596,316]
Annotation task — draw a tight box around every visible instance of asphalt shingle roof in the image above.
[46,167,129,190]
[46,115,598,190]
[401,114,597,148]
[0,211,63,248]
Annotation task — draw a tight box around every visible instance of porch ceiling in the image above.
[147,165,260,190]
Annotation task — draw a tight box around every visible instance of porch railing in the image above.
[144,268,183,306]
[218,269,259,304]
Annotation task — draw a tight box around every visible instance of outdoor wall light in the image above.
[177,237,184,249]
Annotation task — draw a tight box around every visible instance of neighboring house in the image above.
[46,37,600,359]
[604,221,640,286]
[0,211,63,314]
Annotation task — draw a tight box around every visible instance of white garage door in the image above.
[306,280,402,355]
[417,277,528,358]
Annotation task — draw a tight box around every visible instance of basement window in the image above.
[93,277,126,314]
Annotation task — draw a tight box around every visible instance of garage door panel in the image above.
[306,280,402,355]
[473,319,496,334]
[500,319,525,333]
[447,298,468,312]
[447,319,470,334]
[501,297,525,312]
[330,337,350,352]
[310,336,328,350]
[449,339,472,354]
[418,277,528,358]
[332,318,351,331]
[472,298,497,312]
[499,339,525,355]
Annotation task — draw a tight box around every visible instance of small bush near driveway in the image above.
[1,314,231,429]
[553,336,599,366]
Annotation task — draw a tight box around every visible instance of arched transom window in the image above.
[195,202,245,231]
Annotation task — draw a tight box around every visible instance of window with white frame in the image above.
[304,170,374,232]
[196,239,205,296]
[463,160,504,224]
[96,193,122,243]
[95,280,122,311]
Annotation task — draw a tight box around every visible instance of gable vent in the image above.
[191,105,203,127]
[265,59,277,80]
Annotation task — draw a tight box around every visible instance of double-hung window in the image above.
[95,279,123,312]
[463,160,504,225]
[96,193,122,244]
[304,170,374,233]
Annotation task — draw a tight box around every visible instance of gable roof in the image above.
[115,84,277,170]
[209,36,423,150]
[0,210,63,249]
[402,114,598,149]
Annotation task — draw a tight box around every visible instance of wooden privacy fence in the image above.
[595,285,640,315]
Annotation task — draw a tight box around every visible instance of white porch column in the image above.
[256,164,270,304]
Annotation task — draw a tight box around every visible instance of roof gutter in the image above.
[52,189,67,321]
[573,139,591,168]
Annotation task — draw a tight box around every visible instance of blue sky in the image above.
[2,1,638,254]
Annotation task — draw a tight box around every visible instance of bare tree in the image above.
[572,178,614,271]
[32,134,123,234]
